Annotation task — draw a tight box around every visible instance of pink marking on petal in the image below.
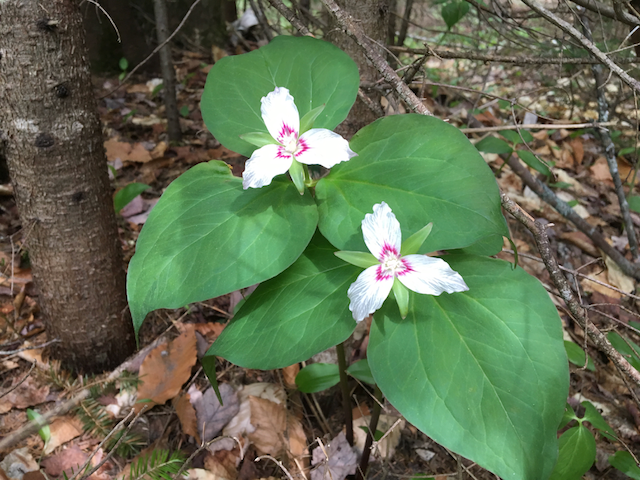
[396,258,415,277]
[380,243,399,260]
[278,124,298,142]
[276,147,293,160]
[375,265,393,282]
[294,137,310,157]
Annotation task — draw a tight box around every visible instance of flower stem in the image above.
[336,342,353,446]
[355,384,383,480]
[302,164,311,185]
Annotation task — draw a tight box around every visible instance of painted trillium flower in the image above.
[336,202,469,322]
[240,87,357,193]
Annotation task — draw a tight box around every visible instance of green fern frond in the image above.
[77,397,113,437]
[107,429,146,459]
[129,450,187,480]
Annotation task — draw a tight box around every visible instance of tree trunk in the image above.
[326,0,390,138]
[0,0,136,372]
[153,0,182,142]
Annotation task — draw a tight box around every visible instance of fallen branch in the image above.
[507,155,640,280]
[501,194,640,389]
[389,45,640,64]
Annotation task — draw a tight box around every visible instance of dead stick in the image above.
[501,194,640,388]
[507,156,640,280]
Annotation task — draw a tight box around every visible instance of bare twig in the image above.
[389,45,640,64]
[266,0,312,36]
[0,361,35,399]
[580,15,639,259]
[507,155,640,280]
[0,333,170,451]
[320,0,433,116]
[569,0,640,26]
[0,338,60,355]
[100,0,203,99]
[520,0,640,93]
[461,121,615,134]
[501,194,640,388]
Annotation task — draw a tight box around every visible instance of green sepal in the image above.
[300,104,326,133]
[239,132,278,148]
[289,159,306,195]
[334,251,378,269]
[401,222,433,256]
[392,278,410,319]
[27,409,51,445]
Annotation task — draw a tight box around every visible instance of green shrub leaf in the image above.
[127,161,317,335]
[368,255,569,480]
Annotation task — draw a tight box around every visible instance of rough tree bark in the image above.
[0,0,136,372]
[153,0,182,142]
[326,0,391,137]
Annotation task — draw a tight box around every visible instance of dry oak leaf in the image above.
[128,143,153,163]
[190,384,240,442]
[247,396,307,458]
[104,139,133,163]
[353,414,405,460]
[43,416,83,455]
[311,432,358,480]
[0,376,49,414]
[173,392,201,444]
[203,448,238,480]
[0,448,39,480]
[41,445,87,478]
[223,383,286,440]
[135,324,197,412]
[282,364,300,388]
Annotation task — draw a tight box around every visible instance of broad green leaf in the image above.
[517,150,551,176]
[581,401,616,440]
[201,36,359,157]
[114,182,151,213]
[609,451,640,479]
[127,161,318,335]
[499,129,533,145]
[347,359,375,385]
[475,136,513,155]
[441,0,470,29]
[564,341,595,371]
[548,426,596,480]
[203,232,359,371]
[607,331,640,371]
[295,363,340,393]
[317,115,509,255]
[628,195,640,214]
[368,255,569,480]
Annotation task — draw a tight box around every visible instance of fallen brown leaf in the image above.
[104,139,132,163]
[136,324,197,412]
[44,416,84,454]
[282,364,299,388]
[173,393,201,444]
[0,376,50,414]
[559,231,599,258]
[190,384,239,442]
[41,445,87,478]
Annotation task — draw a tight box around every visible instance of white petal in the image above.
[295,129,357,168]
[361,202,402,262]
[397,255,469,295]
[261,87,300,143]
[242,144,292,189]
[348,265,395,322]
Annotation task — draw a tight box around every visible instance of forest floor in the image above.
[3,12,640,480]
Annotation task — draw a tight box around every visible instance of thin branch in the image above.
[266,0,312,36]
[569,0,640,26]
[319,0,433,116]
[100,0,203,99]
[0,338,60,355]
[389,45,640,64]
[507,155,640,280]
[581,14,639,259]
[501,194,640,388]
[520,0,640,93]
[460,121,616,134]
[0,333,170,451]
[336,342,354,446]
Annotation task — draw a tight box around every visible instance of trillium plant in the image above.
[127,36,569,479]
